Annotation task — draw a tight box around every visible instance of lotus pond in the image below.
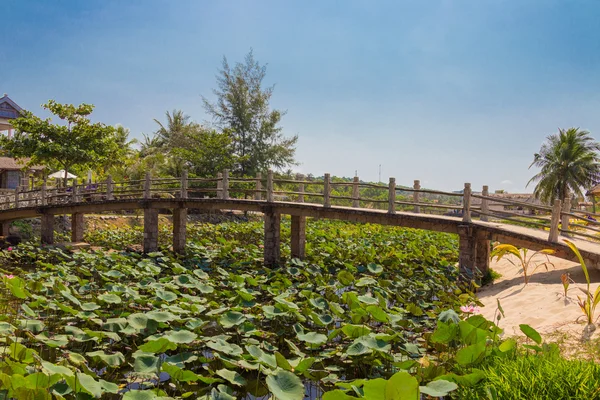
[0,219,539,399]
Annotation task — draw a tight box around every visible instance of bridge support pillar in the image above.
[71,213,85,242]
[458,225,477,280]
[264,209,281,266]
[41,214,54,245]
[475,230,490,278]
[144,208,159,253]
[173,207,187,254]
[291,215,306,259]
[0,222,9,237]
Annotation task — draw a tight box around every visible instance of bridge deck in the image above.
[0,197,598,268]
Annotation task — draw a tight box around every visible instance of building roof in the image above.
[0,95,22,120]
[587,184,600,196]
[0,157,44,171]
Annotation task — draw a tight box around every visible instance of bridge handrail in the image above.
[6,169,600,246]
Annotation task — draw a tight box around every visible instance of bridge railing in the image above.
[2,169,599,245]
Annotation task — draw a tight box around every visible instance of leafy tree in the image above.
[528,128,600,204]
[0,100,120,185]
[171,129,236,177]
[203,50,298,176]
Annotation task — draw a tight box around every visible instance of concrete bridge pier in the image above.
[144,208,159,253]
[41,214,54,245]
[291,215,306,259]
[173,207,187,254]
[264,209,281,266]
[71,213,85,242]
[0,222,9,237]
[458,225,490,281]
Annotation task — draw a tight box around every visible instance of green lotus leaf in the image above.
[367,263,384,274]
[98,293,121,304]
[216,368,247,386]
[139,337,178,353]
[419,379,458,397]
[357,295,379,305]
[41,361,74,377]
[76,372,102,398]
[155,289,178,302]
[86,350,125,367]
[123,390,158,400]
[81,302,101,311]
[385,371,419,400]
[266,368,304,400]
[133,354,160,375]
[206,338,244,356]
[219,311,247,328]
[297,331,328,346]
[146,310,177,322]
[164,329,197,344]
[127,313,150,330]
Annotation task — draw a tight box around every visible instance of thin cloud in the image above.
[501,180,513,185]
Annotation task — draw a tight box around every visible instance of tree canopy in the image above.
[203,50,298,176]
[0,100,121,183]
[528,128,600,204]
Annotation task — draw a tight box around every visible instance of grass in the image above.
[452,350,600,399]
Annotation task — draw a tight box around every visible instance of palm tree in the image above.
[153,110,193,150]
[528,128,600,204]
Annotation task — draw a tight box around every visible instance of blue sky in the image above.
[2,1,599,192]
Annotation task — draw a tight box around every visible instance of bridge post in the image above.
[173,207,187,254]
[291,215,306,259]
[106,175,114,201]
[352,176,360,208]
[475,229,490,277]
[222,169,229,200]
[297,174,304,203]
[41,180,47,206]
[458,225,477,280]
[255,173,262,200]
[71,180,78,203]
[462,183,472,223]
[549,199,562,242]
[180,170,188,199]
[14,187,19,209]
[144,172,151,199]
[561,197,571,237]
[0,222,10,237]
[388,177,396,214]
[324,173,331,208]
[481,185,489,222]
[413,180,420,213]
[143,207,159,253]
[71,213,85,242]
[217,173,223,199]
[267,170,274,202]
[41,214,54,245]
[263,208,281,266]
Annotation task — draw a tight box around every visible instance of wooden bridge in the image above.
[1,170,600,277]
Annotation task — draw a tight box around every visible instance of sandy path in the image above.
[477,253,600,345]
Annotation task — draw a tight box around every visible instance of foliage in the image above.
[564,239,600,325]
[138,110,237,179]
[0,100,121,184]
[203,49,298,176]
[0,220,466,399]
[451,344,600,399]
[490,243,555,284]
[528,128,600,204]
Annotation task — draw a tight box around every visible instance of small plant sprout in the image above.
[561,272,574,298]
[564,239,600,326]
[490,243,555,285]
